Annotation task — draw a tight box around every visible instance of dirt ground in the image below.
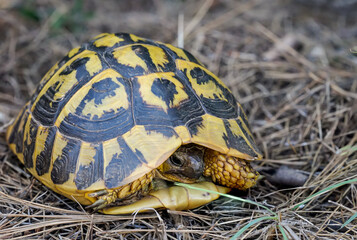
[0,0,356,239]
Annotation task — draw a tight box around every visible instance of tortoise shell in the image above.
[6,33,262,204]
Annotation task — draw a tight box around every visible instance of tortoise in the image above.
[6,33,262,214]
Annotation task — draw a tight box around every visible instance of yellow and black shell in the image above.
[6,33,262,205]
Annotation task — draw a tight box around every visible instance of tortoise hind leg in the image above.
[85,172,154,211]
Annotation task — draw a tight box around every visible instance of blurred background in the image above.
[0,0,356,239]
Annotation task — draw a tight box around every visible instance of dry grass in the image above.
[0,0,356,239]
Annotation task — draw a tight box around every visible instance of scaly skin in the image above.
[203,149,259,190]
[86,172,154,210]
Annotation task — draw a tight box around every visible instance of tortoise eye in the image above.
[169,155,184,167]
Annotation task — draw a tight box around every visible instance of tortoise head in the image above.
[157,144,259,190]
[156,144,205,183]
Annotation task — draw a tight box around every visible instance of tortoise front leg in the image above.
[100,181,230,215]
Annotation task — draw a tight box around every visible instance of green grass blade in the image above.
[278,224,289,240]
[338,145,357,156]
[340,211,357,229]
[292,178,357,210]
[230,216,276,240]
[351,47,357,54]
[174,182,276,216]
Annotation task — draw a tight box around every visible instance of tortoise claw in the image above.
[86,189,119,211]
[86,199,107,211]
[88,190,109,198]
